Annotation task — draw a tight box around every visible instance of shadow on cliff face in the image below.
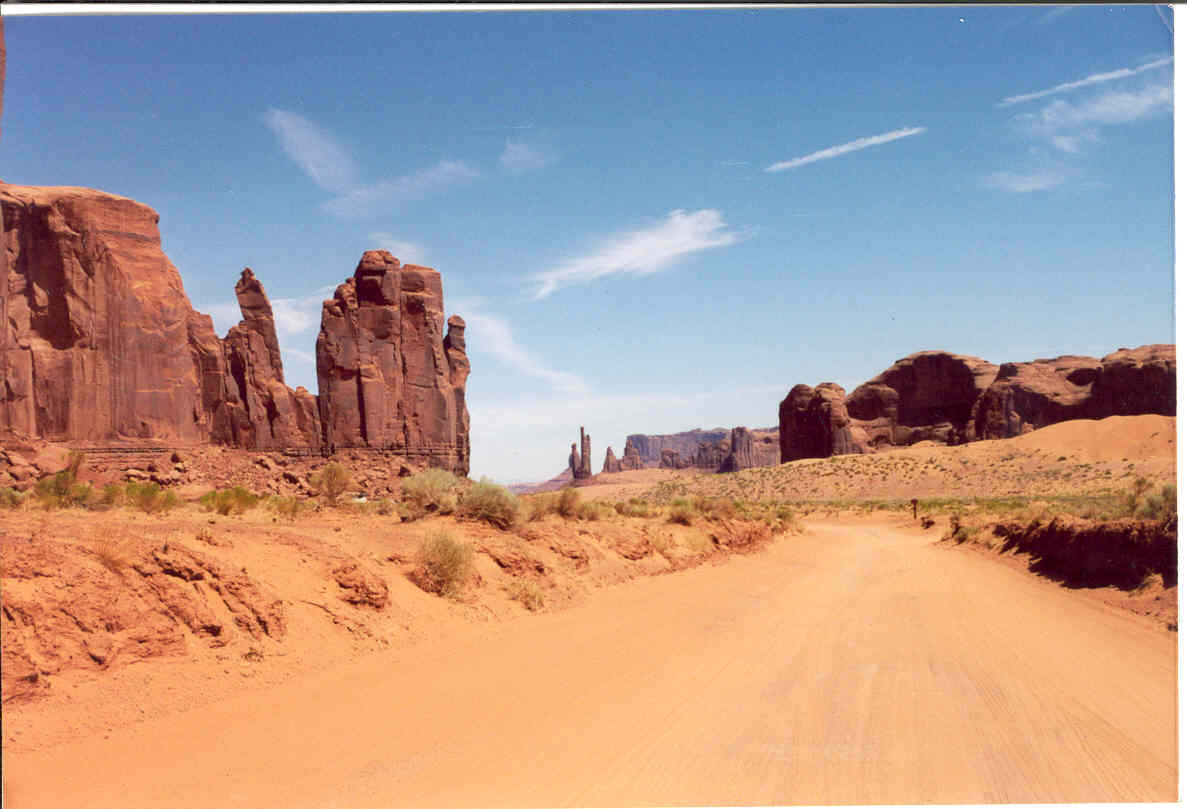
[988,517,1177,591]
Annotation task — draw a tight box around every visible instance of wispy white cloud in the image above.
[454,298,587,395]
[261,108,358,194]
[982,169,1064,193]
[262,108,479,218]
[499,138,557,175]
[271,285,337,337]
[1022,83,1172,130]
[526,209,743,300]
[323,160,480,218]
[764,126,927,173]
[998,56,1171,107]
[369,233,431,266]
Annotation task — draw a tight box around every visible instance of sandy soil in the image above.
[3,514,1176,807]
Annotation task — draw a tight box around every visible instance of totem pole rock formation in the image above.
[568,427,592,479]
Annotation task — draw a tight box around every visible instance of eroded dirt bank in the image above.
[3,516,1176,807]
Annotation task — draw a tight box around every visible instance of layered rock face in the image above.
[625,429,728,466]
[1,185,471,475]
[781,345,1176,461]
[718,427,755,473]
[845,351,1000,448]
[316,251,470,475]
[2,184,213,442]
[621,441,644,471]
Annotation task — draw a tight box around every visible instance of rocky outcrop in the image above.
[718,427,755,473]
[659,448,691,469]
[846,351,1000,448]
[315,251,470,475]
[694,439,729,470]
[782,345,1176,460]
[602,446,621,474]
[1,185,471,474]
[219,269,321,450]
[1,184,214,443]
[1090,345,1176,419]
[621,441,644,471]
[625,429,729,466]
[568,427,592,479]
[779,383,867,462]
[971,355,1099,440]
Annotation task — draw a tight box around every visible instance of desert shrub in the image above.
[458,478,520,530]
[33,451,88,509]
[526,494,556,522]
[556,487,581,518]
[768,504,801,534]
[200,486,260,516]
[1137,484,1177,523]
[367,498,399,517]
[124,481,179,515]
[266,495,307,521]
[947,514,972,543]
[668,499,696,526]
[575,501,607,522]
[96,483,124,510]
[614,498,655,518]
[506,580,545,611]
[402,468,460,517]
[920,515,936,529]
[415,531,474,597]
[309,462,352,505]
[1125,477,1154,515]
[694,496,736,522]
[0,487,23,508]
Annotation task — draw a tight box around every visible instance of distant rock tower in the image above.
[569,426,592,479]
[603,446,622,474]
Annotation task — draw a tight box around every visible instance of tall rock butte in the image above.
[1,184,470,473]
[780,345,1175,461]
[316,250,470,475]
[567,426,592,479]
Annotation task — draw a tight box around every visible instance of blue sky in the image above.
[2,6,1174,483]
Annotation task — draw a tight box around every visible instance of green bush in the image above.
[96,483,124,509]
[415,531,474,597]
[575,501,607,521]
[310,462,352,505]
[33,450,89,509]
[124,481,179,515]
[402,468,460,517]
[458,478,520,530]
[0,487,24,509]
[200,486,260,516]
[526,493,556,522]
[1137,484,1176,523]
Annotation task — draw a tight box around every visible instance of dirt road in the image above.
[4,518,1176,807]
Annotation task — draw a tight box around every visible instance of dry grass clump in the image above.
[267,495,308,521]
[458,478,520,530]
[506,580,545,611]
[614,497,656,518]
[310,462,352,505]
[402,468,461,518]
[199,486,260,516]
[91,528,136,575]
[693,496,736,522]
[414,531,474,597]
[667,498,696,526]
[124,482,180,514]
[0,486,24,508]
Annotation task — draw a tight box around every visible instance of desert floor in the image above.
[3,510,1176,807]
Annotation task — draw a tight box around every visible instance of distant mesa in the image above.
[780,346,1176,462]
[0,182,470,475]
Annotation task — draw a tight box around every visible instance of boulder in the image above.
[315,251,470,475]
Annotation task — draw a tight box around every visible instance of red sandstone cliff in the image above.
[1,185,470,474]
[316,250,469,475]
